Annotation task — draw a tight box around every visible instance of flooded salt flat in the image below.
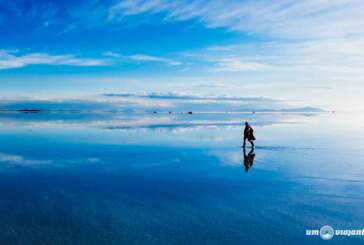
[0,112,363,244]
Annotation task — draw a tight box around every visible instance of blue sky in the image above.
[0,0,364,111]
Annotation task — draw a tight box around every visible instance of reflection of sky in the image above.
[0,112,364,244]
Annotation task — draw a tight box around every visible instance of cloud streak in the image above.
[0,50,109,70]
[106,0,364,95]
[217,38,364,78]
[103,51,181,66]
[0,50,182,70]
[109,0,364,40]
[128,54,181,66]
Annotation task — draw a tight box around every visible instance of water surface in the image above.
[0,112,363,244]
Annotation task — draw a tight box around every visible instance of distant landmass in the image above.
[0,99,325,114]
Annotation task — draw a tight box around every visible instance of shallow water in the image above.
[0,112,363,244]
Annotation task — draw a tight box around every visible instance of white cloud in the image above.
[108,1,364,87]
[102,51,181,65]
[0,49,182,70]
[109,0,364,40]
[102,51,122,58]
[210,58,270,72]
[185,36,364,79]
[0,50,109,70]
[128,54,181,65]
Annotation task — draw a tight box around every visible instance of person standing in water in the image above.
[243,122,255,148]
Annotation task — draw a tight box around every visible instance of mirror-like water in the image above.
[0,112,363,244]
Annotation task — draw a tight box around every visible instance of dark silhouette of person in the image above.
[243,122,255,148]
[243,147,255,172]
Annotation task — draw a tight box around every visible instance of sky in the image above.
[0,0,364,112]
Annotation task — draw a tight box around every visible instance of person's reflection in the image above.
[243,147,255,172]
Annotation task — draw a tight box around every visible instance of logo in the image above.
[306,226,364,239]
[320,225,334,240]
